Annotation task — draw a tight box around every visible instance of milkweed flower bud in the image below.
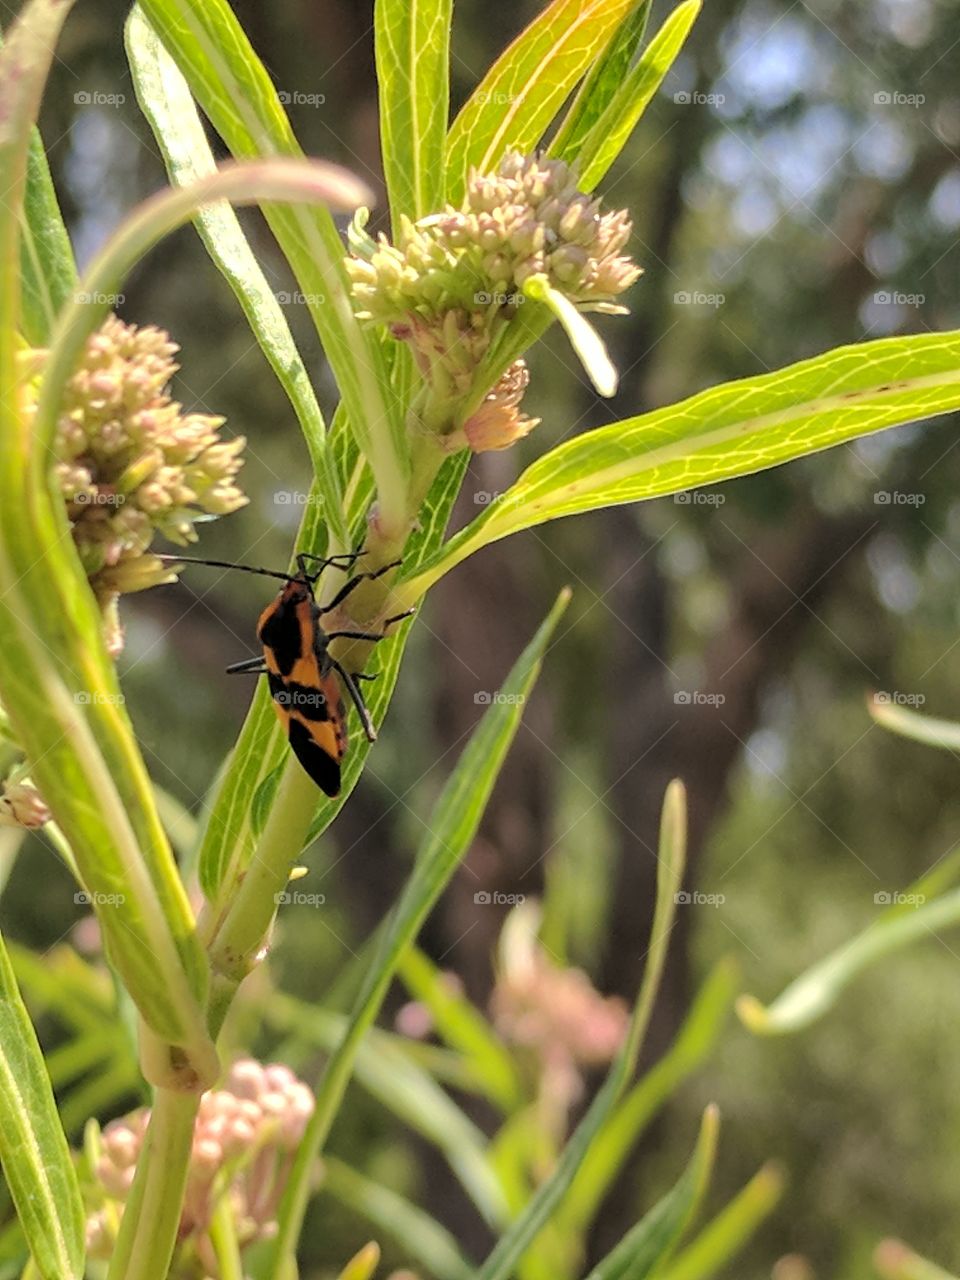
[460,359,540,453]
[0,778,50,829]
[346,152,640,445]
[85,1058,315,1265]
[25,316,247,651]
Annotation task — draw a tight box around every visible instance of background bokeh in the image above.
[14,0,960,1275]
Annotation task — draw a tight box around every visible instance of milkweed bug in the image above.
[157,550,412,797]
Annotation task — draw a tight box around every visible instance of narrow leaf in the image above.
[446,0,635,203]
[0,935,84,1280]
[651,1162,785,1280]
[125,8,349,547]
[134,0,410,532]
[324,1158,473,1280]
[400,330,960,600]
[263,590,572,1278]
[523,273,618,395]
[375,0,452,226]
[20,128,78,346]
[474,780,688,1280]
[869,695,960,752]
[573,0,702,190]
[551,0,653,160]
[585,1105,719,1280]
[738,885,960,1035]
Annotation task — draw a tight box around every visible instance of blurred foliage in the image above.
[5,0,960,1276]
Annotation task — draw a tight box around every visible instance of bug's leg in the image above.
[330,659,378,743]
[297,549,367,579]
[225,656,268,675]
[316,559,403,615]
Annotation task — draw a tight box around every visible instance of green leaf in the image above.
[523,273,618,395]
[400,330,960,600]
[650,1162,785,1280]
[585,1106,719,1280]
[874,1240,960,1280]
[560,958,737,1240]
[262,590,572,1279]
[267,996,508,1227]
[375,0,452,226]
[551,0,653,160]
[0,935,84,1280]
[397,946,523,1111]
[869,695,960,751]
[125,7,349,548]
[324,1158,473,1280]
[445,0,636,203]
[569,0,701,190]
[133,0,410,534]
[20,129,77,346]
[739,884,960,1036]
[474,780,688,1280]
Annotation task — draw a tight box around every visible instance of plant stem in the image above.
[106,1089,199,1280]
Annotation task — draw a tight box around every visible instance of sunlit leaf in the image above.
[869,694,960,752]
[375,0,452,225]
[446,0,635,203]
[400,330,960,600]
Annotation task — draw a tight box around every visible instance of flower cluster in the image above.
[490,909,628,1112]
[33,316,246,644]
[348,152,639,326]
[346,152,640,451]
[87,1059,314,1270]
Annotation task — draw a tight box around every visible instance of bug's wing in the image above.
[267,669,347,797]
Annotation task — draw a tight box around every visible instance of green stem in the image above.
[206,762,318,993]
[106,1089,199,1280]
[208,1192,245,1280]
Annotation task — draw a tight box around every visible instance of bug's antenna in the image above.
[154,554,294,584]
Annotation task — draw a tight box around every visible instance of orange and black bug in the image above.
[158,551,412,797]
